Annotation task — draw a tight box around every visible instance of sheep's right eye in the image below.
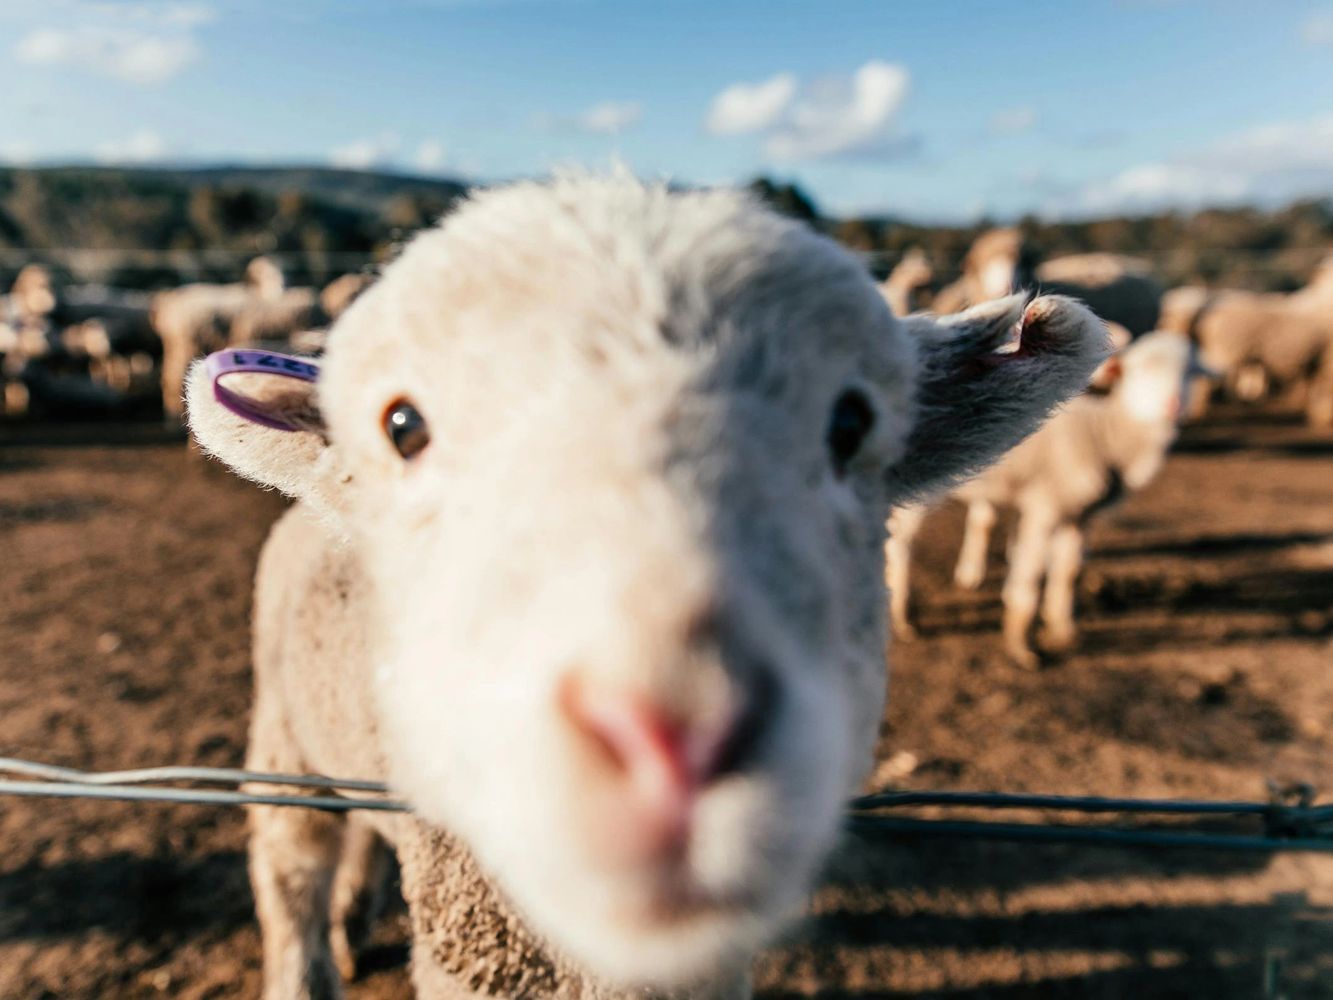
[383,399,430,460]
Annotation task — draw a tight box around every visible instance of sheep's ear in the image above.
[887,294,1111,503]
[1088,354,1125,392]
[186,350,342,507]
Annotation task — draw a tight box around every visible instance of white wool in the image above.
[187,174,1107,997]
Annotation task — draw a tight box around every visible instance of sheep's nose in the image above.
[559,669,773,859]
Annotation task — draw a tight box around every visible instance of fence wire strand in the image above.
[2,755,1329,852]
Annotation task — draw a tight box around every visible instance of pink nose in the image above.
[559,675,756,860]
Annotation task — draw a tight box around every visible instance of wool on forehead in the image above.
[357,174,897,371]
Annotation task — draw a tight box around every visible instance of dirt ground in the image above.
[1,407,1331,999]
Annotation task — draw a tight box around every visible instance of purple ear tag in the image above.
[202,348,321,432]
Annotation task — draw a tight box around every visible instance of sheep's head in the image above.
[887,248,933,291]
[1091,328,1209,430]
[962,227,1034,302]
[244,256,285,300]
[188,176,1106,988]
[12,264,56,321]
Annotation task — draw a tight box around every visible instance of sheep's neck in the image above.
[1085,395,1175,489]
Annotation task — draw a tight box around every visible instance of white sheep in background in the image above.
[153,256,287,424]
[3,264,58,328]
[888,328,1204,668]
[230,275,372,347]
[932,228,1163,336]
[187,175,1107,1000]
[1186,258,1333,426]
[878,248,934,316]
[158,263,374,422]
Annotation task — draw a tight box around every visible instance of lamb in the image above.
[887,329,1203,668]
[878,248,934,315]
[931,229,1163,336]
[186,175,1107,1000]
[1187,259,1333,426]
[3,264,57,326]
[159,265,374,422]
[230,274,372,347]
[154,256,286,424]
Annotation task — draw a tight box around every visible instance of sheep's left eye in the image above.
[383,399,430,460]
[826,389,875,477]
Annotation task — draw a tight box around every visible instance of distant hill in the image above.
[0,165,1329,294]
[152,165,469,214]
[0,165,470,289]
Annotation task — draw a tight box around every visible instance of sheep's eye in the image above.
[826,389,875,477]
[383,399,430,460]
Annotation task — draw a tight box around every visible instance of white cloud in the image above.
[13,12,207,85]
[329,133,401,170]
[990,106,1038,136]
[706,61,913,162]
[1303,10,1333,46]
[573,101,643,135]
[94,128,169,164]
[705,73,796,135]
[413,139,448,173]
[1049,113,1333,217]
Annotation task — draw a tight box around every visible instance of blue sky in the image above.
[3,0,1332,222]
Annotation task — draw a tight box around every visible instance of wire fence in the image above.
[2,244,1330,273]
[4,755,1329,853]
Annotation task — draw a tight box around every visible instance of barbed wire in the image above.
[3,756,1329,852]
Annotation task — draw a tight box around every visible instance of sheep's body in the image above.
[889,331,1195,667]
[160,270,373,421]
[154,257,287,423]
[230,287,325,345]
[155,282,272,422]
[1159,284,1211,335]
[188,176,1108,1000]
[1188,264,1333,425]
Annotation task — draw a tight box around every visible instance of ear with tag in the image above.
[888,294,1111,503]
[185,351,348,518]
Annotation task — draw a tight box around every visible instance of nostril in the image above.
[706,667,777,781]
[559,675,683,784]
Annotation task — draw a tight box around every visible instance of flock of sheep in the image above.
[877,227,1333,668]
[5,176,1331,999]
[0,259,370,423]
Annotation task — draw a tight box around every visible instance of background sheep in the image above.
[1187,259,1333,426]
[879,248,933,316]
[888,329,1202,668]
[229,273,373,348]
[933,228,1163,336]
[187,176,1107,999]
[3,263,58,328]
[153,255,287,424]
[157,263,373,423]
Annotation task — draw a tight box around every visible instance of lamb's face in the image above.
[966,228,1028,301]
[187,177,1108,989]
[319,182,911,984]
[1112,330,1200,427]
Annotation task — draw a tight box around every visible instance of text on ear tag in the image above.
[203,348,321,432]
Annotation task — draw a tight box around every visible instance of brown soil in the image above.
[1,408,1330,999]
